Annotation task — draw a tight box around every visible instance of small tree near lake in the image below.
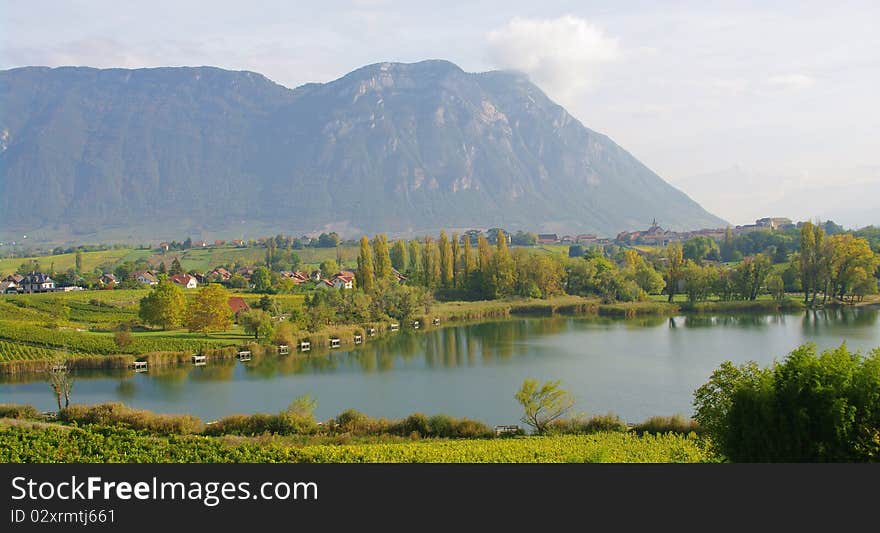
[515,379,575,435]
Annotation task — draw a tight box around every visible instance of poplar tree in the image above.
[357,236,375,293]
[452,232,461,288]
[390,240,409,272]
[439,231,453,288]
[373,234,393,283]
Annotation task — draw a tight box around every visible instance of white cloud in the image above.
[767,73,815,90]
[486,15,619,102]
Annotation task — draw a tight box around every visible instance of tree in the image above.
[47,357,73,411]
[251,266,272,293]
[357,236,375,293]
[186,284,232,334]
[170,257,183,275]
[683,236,720,263]
[797,221,827,306]
[766,273,785,301]
[694,344,880,462]
[240,309,275,341]
[514,379,575,434]
[622,250,665,295]
[827,234,878,301]
[462,238,475,291]
[438,231,454,288]
[373,234,393,283]
[319,259,339,278]
[681,260,717,303]
[487,230,515,298]
[272,320,297,346]
[732,254,773,300]
[451,232,461,288]
[113,323,134,348]
[138,278,187,330]
[422,236,440,289]
[390,240,409,273]
[665,242,685,302]
[75,251,83,274]
[157,262,168,275]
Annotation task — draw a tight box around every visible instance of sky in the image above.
[2,0,878,227]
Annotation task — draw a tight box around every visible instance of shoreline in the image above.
[0,294,856,376]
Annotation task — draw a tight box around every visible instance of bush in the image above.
[694,343,880,462]
[546,413,628,435]
[632,415,700,435]
[58,403,203,435]
[0,404,39,419]
[203,412,317,436]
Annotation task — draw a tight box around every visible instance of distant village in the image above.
[1,217,793,295]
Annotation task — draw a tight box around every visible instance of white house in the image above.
[19,272,55,293]
[170,273,198,289]
[331,272,355,289]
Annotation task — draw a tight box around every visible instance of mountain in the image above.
[0,60,726,241]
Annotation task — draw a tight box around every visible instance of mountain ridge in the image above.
[0,60,726,241]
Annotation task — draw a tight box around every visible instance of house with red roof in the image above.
[170,273,198,289]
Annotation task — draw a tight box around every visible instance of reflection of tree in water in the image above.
[801,306,878,335]
[115,379,137,399]
[682,314,772,329]
[189,361,236,382]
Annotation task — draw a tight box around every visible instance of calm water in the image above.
[2,307,879,424]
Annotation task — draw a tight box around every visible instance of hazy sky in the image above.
[2,0,878,226]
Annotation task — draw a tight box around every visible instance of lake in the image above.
[2,307,879,424]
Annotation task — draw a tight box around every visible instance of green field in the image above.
[0,289,261,366]
[0,245,359,276]
[0,420,714,463]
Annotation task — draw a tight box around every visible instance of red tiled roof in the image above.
[228,297,250,314]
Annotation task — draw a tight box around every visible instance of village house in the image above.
[133,271,159,286]
[170,273,198,289]
[193,240,208,248]
[537,233,559,244]
[331,272,355,289]
[227,296,251,322]
[1,279,18,294]
[19,272,55,293]
[99,273,118,287]
[235,266,256,278]
[231,239,245,247]
[208,267,232,281]
[576,234,598,244]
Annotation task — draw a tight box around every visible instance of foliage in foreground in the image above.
[0,423,714,463]
[694,343,880,462]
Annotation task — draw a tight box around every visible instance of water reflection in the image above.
[2,307,879,422]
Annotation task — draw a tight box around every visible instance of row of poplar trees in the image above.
[356,231,516,299]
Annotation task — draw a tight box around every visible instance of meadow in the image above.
[0,244,361,275]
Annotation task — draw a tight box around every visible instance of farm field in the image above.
[0,421,715,463]
[0,289,281,365]
[0,245,360,276]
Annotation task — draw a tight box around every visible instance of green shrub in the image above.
[0,404,40,419]
[694,343,880,462]
[58,402,203,435]
[633,415,700,435]
[547,413,628,435]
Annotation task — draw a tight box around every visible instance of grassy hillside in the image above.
[0,245,360,276]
